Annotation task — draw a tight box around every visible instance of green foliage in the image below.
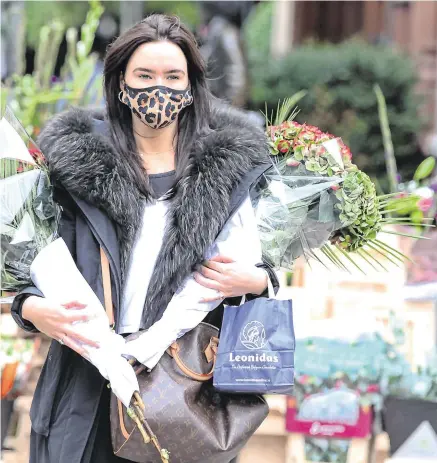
[144,1,201,28]
[243,1,273,70]
[244,9,423,187]
[3,0,104,136]
[414,157,436,182]
[25,1,90,47]
[24,1,120,47]
[336,170,382,251]
[385,156,436,229]
[374,84,399,194]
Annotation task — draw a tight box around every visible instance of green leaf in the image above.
[294,151,303,161]
[273,91,308,126]
[321,246,344,270]
[335,245,366,274]
[414,157,436,182]
[361,248,388,271]
[322,245,350,272]
[374,238,414,263]
[410,209,424,224]
[369,240,405,264]
[365,241,400,268]
[356,249,379,271]
[381,230,430,239]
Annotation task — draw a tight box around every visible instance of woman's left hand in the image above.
[194,255,268,303]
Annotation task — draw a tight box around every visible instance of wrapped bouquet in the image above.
[254,101,430,271]
[0,107,60,291]
[0,107,138,408]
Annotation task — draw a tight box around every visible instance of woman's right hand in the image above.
[22,296,100,357]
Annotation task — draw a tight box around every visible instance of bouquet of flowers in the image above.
[0,107,60,291]
[0,107,139,409]
[254,100,430,271]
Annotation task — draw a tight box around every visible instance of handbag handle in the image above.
[167,336,219,382]
[100,247,115,328]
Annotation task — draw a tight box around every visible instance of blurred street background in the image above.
[1,1,437,462]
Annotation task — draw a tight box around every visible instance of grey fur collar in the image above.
[37,104,269,329]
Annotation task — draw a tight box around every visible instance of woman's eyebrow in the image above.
[166,69,185,75]
[133,67,185,75]
[133,67,155,73]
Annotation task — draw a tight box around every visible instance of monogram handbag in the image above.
[100,249,269,463]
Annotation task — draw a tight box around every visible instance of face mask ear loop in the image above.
[119,71,126,103]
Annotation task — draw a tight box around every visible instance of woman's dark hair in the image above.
[103,14,213,197]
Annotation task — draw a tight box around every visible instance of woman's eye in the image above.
[168,75,180,80]
[139,74,152,79]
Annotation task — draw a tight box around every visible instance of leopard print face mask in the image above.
[120,81,193,129]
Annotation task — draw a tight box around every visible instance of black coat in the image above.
[11,104,278,462]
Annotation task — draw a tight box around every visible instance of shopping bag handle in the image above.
[240,270,276,305]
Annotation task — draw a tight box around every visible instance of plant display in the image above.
[2,0,104,137]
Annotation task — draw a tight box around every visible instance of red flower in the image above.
[287,159,301,167]
[299,130,316,142]
[277,140,292,154]
[28,148,46,164]
[341,146,352,160]
[289,121,302,128]
[330,184,340,191]
[315,146,327,157]
[418,197,433,212]
[269,126,279,140]
[283,128,298,140]
[366,384,380,393]
[305,125,324,138]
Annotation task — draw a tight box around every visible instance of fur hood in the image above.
[37,104,270,328]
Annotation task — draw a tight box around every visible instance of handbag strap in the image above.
[101,248,169,461]
[100,247,115,328]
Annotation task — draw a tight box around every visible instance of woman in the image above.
[11,14,278,463]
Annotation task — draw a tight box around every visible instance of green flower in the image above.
[336,171,382,251]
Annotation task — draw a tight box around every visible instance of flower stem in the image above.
[374,84,399,194]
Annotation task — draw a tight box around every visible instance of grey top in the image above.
[149,170,176,198]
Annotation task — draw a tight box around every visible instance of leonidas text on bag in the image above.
[213,280,294,394]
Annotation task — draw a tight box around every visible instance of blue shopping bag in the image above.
[213,281,294,395]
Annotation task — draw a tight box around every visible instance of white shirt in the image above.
[121,194,264,369]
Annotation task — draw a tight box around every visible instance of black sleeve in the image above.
[10,187,77,333]
[254,261,280,296]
